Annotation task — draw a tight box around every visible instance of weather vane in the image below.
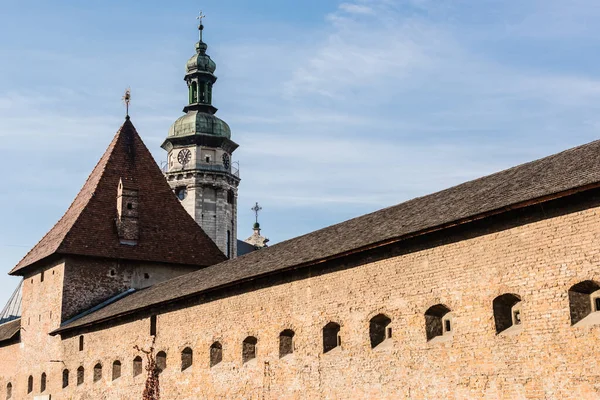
[122,88,131,118]
[251,202,262,224]
[197,11,206,41]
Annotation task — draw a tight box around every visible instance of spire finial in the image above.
[197,11,206,42]
[122,87,131,119]
[251,202,262,226]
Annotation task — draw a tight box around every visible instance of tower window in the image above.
[226,230,231,258]
[40,373,47,392]
[150,315,157,336]
[79,335,84,351]
[62,369,69,388]
[27,376,33,394]
[227,190,234,204]
[181,347,193,371]
[205,156,211,163]
[77,366,84,385]
[6,382,12,399]
[175,187,187,201]
[40,271,44,282]
[112,360,121,380]
[493,293,522,333]
[191,82,198,103]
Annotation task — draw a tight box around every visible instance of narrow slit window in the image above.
[210,342,223,367]
[150,315,157,336]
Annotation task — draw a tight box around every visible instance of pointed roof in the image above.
[10,118,226,275]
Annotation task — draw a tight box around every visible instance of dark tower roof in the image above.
[10,118,226,276]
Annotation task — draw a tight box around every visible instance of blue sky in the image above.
[1,0,600,307]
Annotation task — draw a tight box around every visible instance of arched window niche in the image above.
[190,82,198,103]
[323,322,341,353]
[6,382,12,399]
[370,314,392,349]
[93,363,102,383]
[62,369,69,388]
[210,342,223,367]
[156,351,167,373]
[112,360,122,381]
[425,304,453,342]
[569,280,600,326]
[27,376,33,394]
[279,329,295,358]
[40,373,47,392]
[493,293,522,334]
[133,356,143,377]
[242,336,257,364]
[77,366,84,385]
[181,347,193,371]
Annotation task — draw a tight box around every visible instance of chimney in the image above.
[116,178,139,245]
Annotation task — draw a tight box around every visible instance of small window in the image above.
[77,366,84,385]
[133,356,143,377]
[79,335,84,351]
[210,342,223,367]
[27,376,33,394]
[62,369,69,388]
[242,336,257,363]
[181,347,193,371]
[369,314,392,348]
[110,269,116,276]
[41,271,44,282]
[279,329,295,358]
[227,190,234,204]
[127,203,133,210]
[144,273,150,279]
[112,360,121,380]
[595,297,600,312]
[175,187,187,201]
[40,373,47,392]
[6,382,12,399]
[323,322,341,353]
[156,351,167,372]
[493,293,522,333]
[425,304,452,341]
[568,280,600,325]
[93,363,102,383]
[150,315,157,336]
[205,156,211,163]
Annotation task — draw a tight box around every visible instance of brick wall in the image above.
[4,193,600,399]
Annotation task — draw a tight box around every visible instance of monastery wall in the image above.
[4,193,600,399]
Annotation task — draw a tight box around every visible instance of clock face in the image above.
[177,149,191,166]
[222,153,230,170]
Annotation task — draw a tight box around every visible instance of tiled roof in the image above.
[0,319,20,343]
[54,138,600,334]
[11,118,226,275]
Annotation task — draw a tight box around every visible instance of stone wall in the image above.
[4,193,600,399]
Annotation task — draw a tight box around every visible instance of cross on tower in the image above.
[251,202,262,224]
[197,11,206,41]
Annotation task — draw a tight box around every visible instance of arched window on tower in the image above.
[27,376,33,394]
[40,373,47,392]
[191,82,198,103]
[207,83,213,103]
[210,342,223,367]
[199,82,207,103]
[6,382,11,399]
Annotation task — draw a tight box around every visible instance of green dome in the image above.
[168,110,231,139]
[186,42,216,74]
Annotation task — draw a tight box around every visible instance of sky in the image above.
[1,0,600,307]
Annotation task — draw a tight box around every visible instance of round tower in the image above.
[161,19,240,258]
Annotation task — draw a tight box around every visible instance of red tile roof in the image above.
[10,118,226,275]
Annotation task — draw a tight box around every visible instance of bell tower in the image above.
[161,15,240,258]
